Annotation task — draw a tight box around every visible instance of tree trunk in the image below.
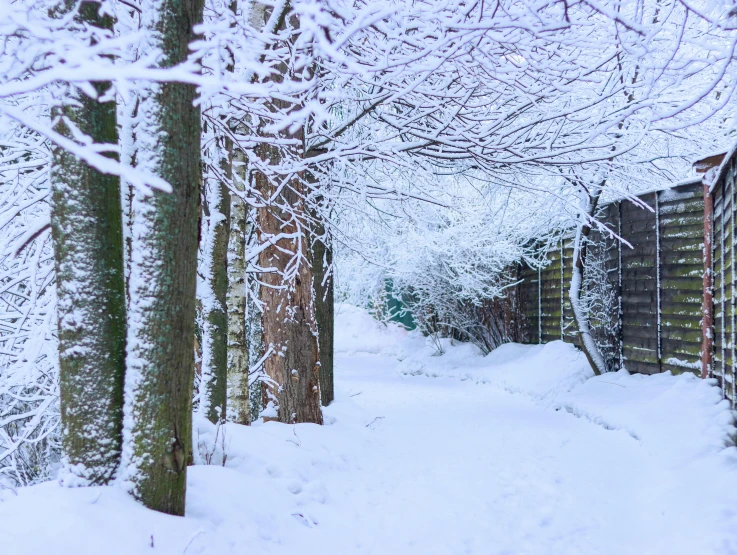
[50,1,125,487]
[253,2,322,424]
[570,185,607,376]
[246,268,264,421]
[256,145,322,423]
[200,134,231,424]
[307,196,334,406]
[226,142,250,424]
[120,0,203,516]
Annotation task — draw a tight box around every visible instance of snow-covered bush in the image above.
[580,227,621,372]
[335,173,574,352]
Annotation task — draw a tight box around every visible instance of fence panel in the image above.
[509,145,737,408]
[712,155,737,403]
[619,193,661,374]
[539,247,564,342]
[561,238,580,346]
[658,182,704,374]
[518,263,540,343]
[517,179,706,376]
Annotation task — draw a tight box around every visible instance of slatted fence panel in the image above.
[658,183,704,374]
[539,245,565,343]
[517,179,705,376]
[561,238,580,346]
[713,156,737,402]
[620,193,661,374]
[518,263,540,343]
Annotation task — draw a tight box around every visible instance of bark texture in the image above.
[226,143,250,424]
[308,203,334,406]
[570,186,607,376]
[256,152,322,423]
[254,2,322,424]
[50,2,125,487]
[201,136,230,424]
[246,285,263,422]
[121,0,203,516]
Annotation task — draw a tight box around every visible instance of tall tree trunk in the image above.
[307,193,334,406]
[199,134,231,424]
[246,274,263,421]
[253,2,322,424]
[227,141,250,424]
[246,264,264,421]
[256,146,322,424]
[51,1,125,487]
[570,185,607,376]
[120,0,203,516]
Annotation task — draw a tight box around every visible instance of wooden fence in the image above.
[517,179,706,375]
[512,143,737,406]
[711,145,737,402]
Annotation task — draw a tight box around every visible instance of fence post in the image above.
[560,238,564,340]
[617,201,624,370]
[538,264,542,344]
[693,150,728,380]
[655,192,662,372]
[702,180,714,379]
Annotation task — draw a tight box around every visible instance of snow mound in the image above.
[361,302,735,463]
[0,397,380,555]
[334,303,420,357]
[557,370,736,461]
[0,482,201,555]
[396,337,593,403]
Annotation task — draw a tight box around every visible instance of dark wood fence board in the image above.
[508,175,737,387]
[711,157,736,401]
[514,180,711,379]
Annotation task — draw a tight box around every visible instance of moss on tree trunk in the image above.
[50,1,125,487]
[201,136,230,424]
[120,0,203,516]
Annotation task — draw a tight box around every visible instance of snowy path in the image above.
[330,353,682,554]
[2,304,737,555]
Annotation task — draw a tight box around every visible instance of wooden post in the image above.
[538,264,542,344]
[655,192,662,373]
[617,201,624,370]
[694,152,725,380]
[702,180,714,379]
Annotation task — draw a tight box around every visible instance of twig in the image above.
[286,426,301,447]
[183,529,206,554]
[597,380,626,388]
[365,416,385,428]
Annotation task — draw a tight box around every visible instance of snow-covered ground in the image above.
[2,304,737,554]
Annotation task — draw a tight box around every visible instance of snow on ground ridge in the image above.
[370,300,737,463]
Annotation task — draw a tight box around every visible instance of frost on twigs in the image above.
[0,120,59,487]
